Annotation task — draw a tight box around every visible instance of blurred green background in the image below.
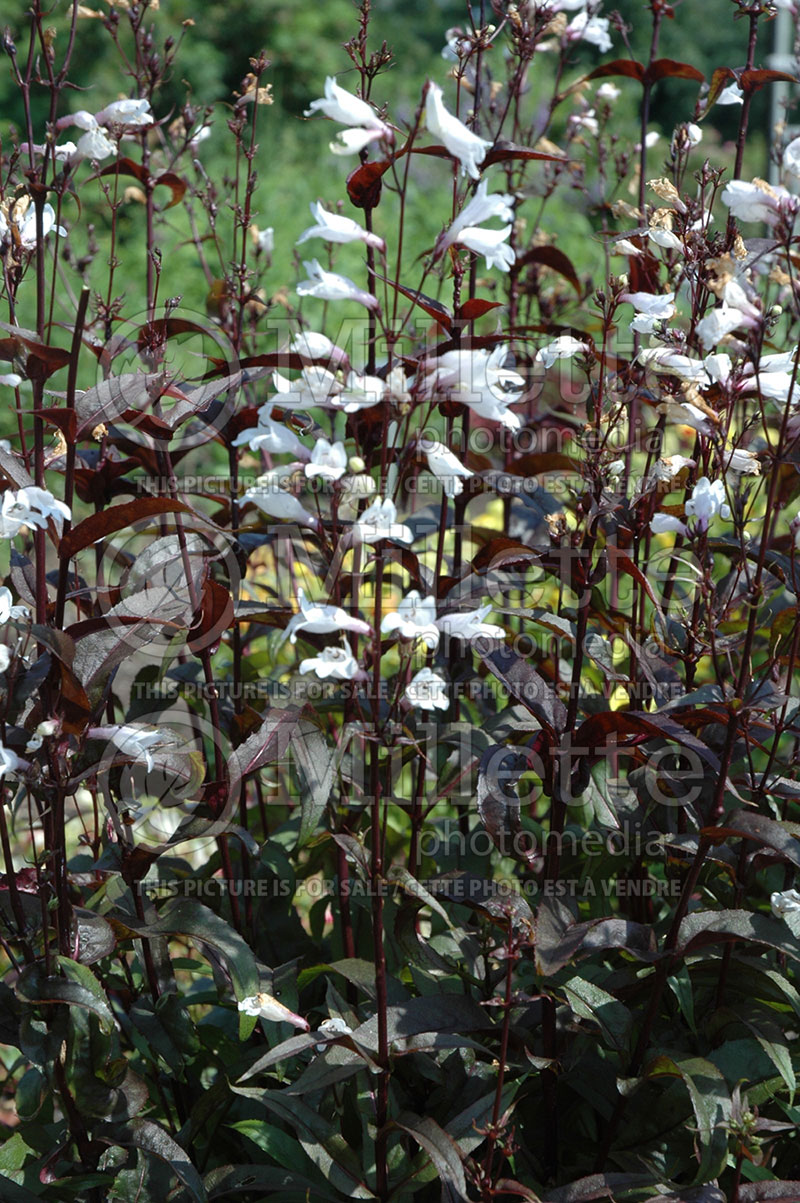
[0,0,781,332]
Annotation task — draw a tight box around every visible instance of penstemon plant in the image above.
[2,0,800,1200]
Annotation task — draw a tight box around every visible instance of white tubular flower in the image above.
[284,588,371,645]
[330,127,388,155]
[232,408,306,458]
[58,98,153,160]
[381,591,440,649]
[238,992,309,1031]
[0,745,25,778]
[76,125,116,160]
[716,83,744,106]
[0,202,67,249]
[696,301,757,350]
[455,224,515,272]
[444,180,514,243]
[648,227,682,251]
[296,259,379,310]
[333,371,386,413]
[536,335,588,369]
[243,472,319,529]
[771,889,800,919]
[91,724,171,773]
[650,513,687,536]
[637,347,709,384]
[438,180,515,270]
[423,346,525,429]
[353,497,413,545]
[317,1017,353,1038]
[425,82,492,180]
[596,83,621,102]
[305,438,348,482]
[255,227,274,257]
[289,331,345,364]
[622,291,675,335]
[305,76,391,139]
[567,11,613,52]
[721,179,797,228]
[436,604,504,642]
[95,98,154,128]
[784,136,800,179]
[299,645,360,680]
[272,366,343,410]
[686,122,702,146]
[404,668,449,712]
[423,440,473,497]
[0,647,10,673]
[684,477,731,531]
[723,448,760,477]
[0,487,71,538]
[296,201,385,252]
[0,587,30,624]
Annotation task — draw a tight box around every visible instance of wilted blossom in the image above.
[381,592,440,649]
[297,259,379,310]
[283,588,372,645]
[305,76,393,156]
[404,668,449,711]
[425,82,492,180]
[238,992,309,1031]
[437,180,515,271]
[353,497,413,545]
[305,438,348,481]
[436,604,504,642]
[0,200,66,249]
[0,488,71,538]
[296,201,385,252]
[299,645,360,680]
[771,889,800,919]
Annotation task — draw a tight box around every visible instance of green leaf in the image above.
[646,1055,730,1182]
[16,960,115,1033]
[561,976,632,1052]
[97,1119,206,1202]
[393,1112,468,1201]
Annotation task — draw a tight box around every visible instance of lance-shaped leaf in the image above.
[476,744,537,864]
[480,644,566,737]
[96,1119,206,1202]
[393,1112,468,1201]
[645,1056,730,1183]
